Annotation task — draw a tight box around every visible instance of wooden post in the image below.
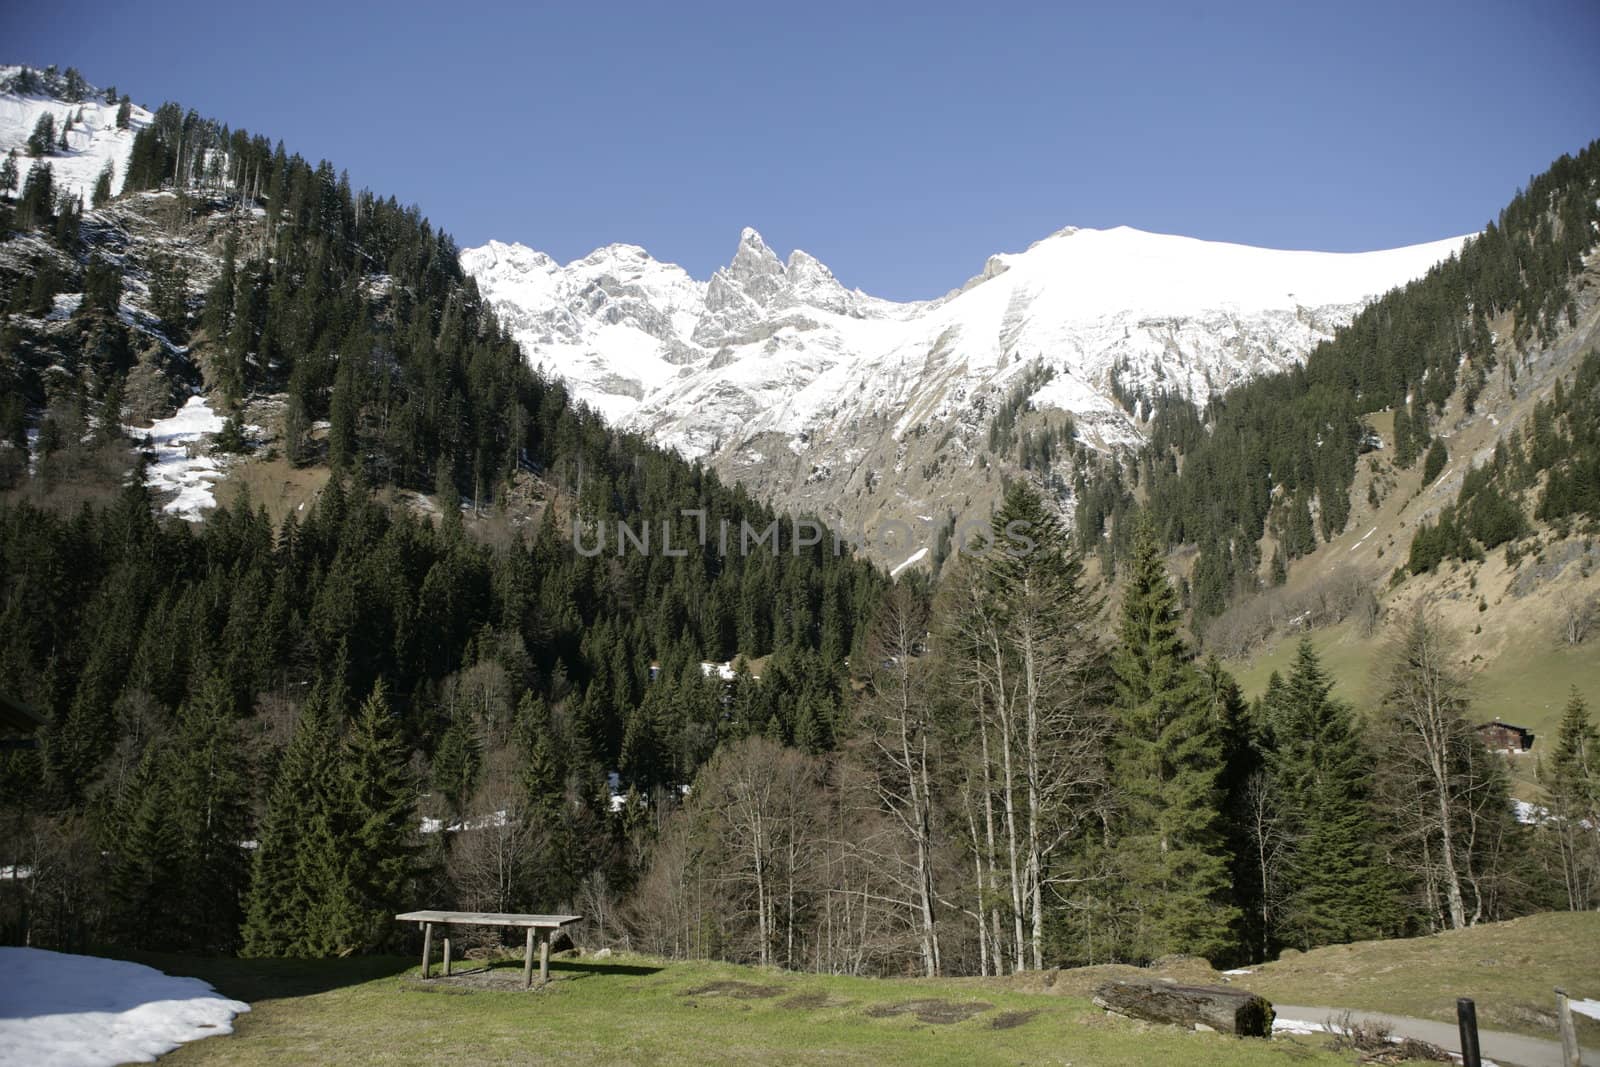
[443,936,452,977]
[1556,988,1580,1067]
[420,922,433,980]
[522,926,536,990]
[1456,998,1481,1067]
[539,928,551,985]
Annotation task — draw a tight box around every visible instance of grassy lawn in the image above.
[1228,618,1600,796]
[1214,912,1600,1043]
[129,950,1347,1066]
[983,913,1600,1045]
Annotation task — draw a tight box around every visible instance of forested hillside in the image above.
[0,69,1596,984]
[0,69,882,955]
[1073,140,1600,625]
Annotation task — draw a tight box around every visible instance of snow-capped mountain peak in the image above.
[465,222,1470,558]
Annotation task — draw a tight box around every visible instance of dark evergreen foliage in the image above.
[1262,641,1392,949]
[1106,520,1237,961]
[1076,141,1600,605]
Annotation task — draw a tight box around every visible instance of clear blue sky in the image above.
[10,0,1600,300]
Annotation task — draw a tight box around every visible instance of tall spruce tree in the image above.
[1540,689,1600,910]
[1421,438,1448,486]
[342,679,416,951]
[1264,640,1390,949]
[92,161,113,208]
[1200,655,1264,961]
[241,689,349,956]
[1108,520,1237,961]
[27,113,54,157]
[167,676,251,952]
[107,748,184,949]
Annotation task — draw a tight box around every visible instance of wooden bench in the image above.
[396,910,583,989]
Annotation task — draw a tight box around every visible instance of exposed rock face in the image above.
[465,224,1467,568]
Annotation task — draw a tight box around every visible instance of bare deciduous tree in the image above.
[1559,592,1595,647]
[856,585,942,975]
[1378,608,1496,930]
[1241,769,1291,958]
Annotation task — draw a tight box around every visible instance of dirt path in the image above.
[1273,1004,1598,1067]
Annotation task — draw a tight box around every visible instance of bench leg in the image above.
[523,927,536,989]
[421,922,432,979]
[539,929,550,985]
[443,936,452,977]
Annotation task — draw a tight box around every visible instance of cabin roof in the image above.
[1474,720,1533,734]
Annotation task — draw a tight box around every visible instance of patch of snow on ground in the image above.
[420,810,510,834]
[700,660,737,681]
[1272,1017,1329,1035]
[46,293,82,321]
[1221,967,1254,976]
[0,947,248,1066]
[125,396,225,520]
[1570,998,1600,1021]
[1513,800,1548,825]
[890,546,929,577]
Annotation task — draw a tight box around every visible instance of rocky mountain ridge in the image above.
[464,222,1469,565]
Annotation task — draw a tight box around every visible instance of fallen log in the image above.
[1093,977,1275,1037]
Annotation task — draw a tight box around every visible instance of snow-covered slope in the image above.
[0,66,151,205]
[463,239,708,424]
[469,225,1465,452]
[466,222,1468,557]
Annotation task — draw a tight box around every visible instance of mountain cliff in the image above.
[464,223,1466,563]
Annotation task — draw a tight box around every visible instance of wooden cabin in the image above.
[1475,718,1534,753]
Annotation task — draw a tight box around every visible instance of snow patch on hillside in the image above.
[0,947,248,1066]
[0,66,152,206]
[891,547,929,577]
[125,395,226,520]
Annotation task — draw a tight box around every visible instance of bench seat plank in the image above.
[397,910,582,928]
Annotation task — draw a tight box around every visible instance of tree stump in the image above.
[1093,978,1275,1037]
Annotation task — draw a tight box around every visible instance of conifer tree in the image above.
[1393,404,1415,468]
[27,113,55,157]
[1269,546,1287,586]
[515,692,563,815]
[1540,689,1600,910]
[1264,640,1389,948]
[1421,438,1448,486]
[241,690,347,956]
[63,67,86,102]
[432,711,481,818]
[107,749,184,949]
[342,680,416,950]
[167,675,250,952]
[619,697,667,792]
[1200,655,1263,957]
[16,161,53,231]
[1107,520,1237,961]
[0,151,17,198]
[92,161,113,207]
